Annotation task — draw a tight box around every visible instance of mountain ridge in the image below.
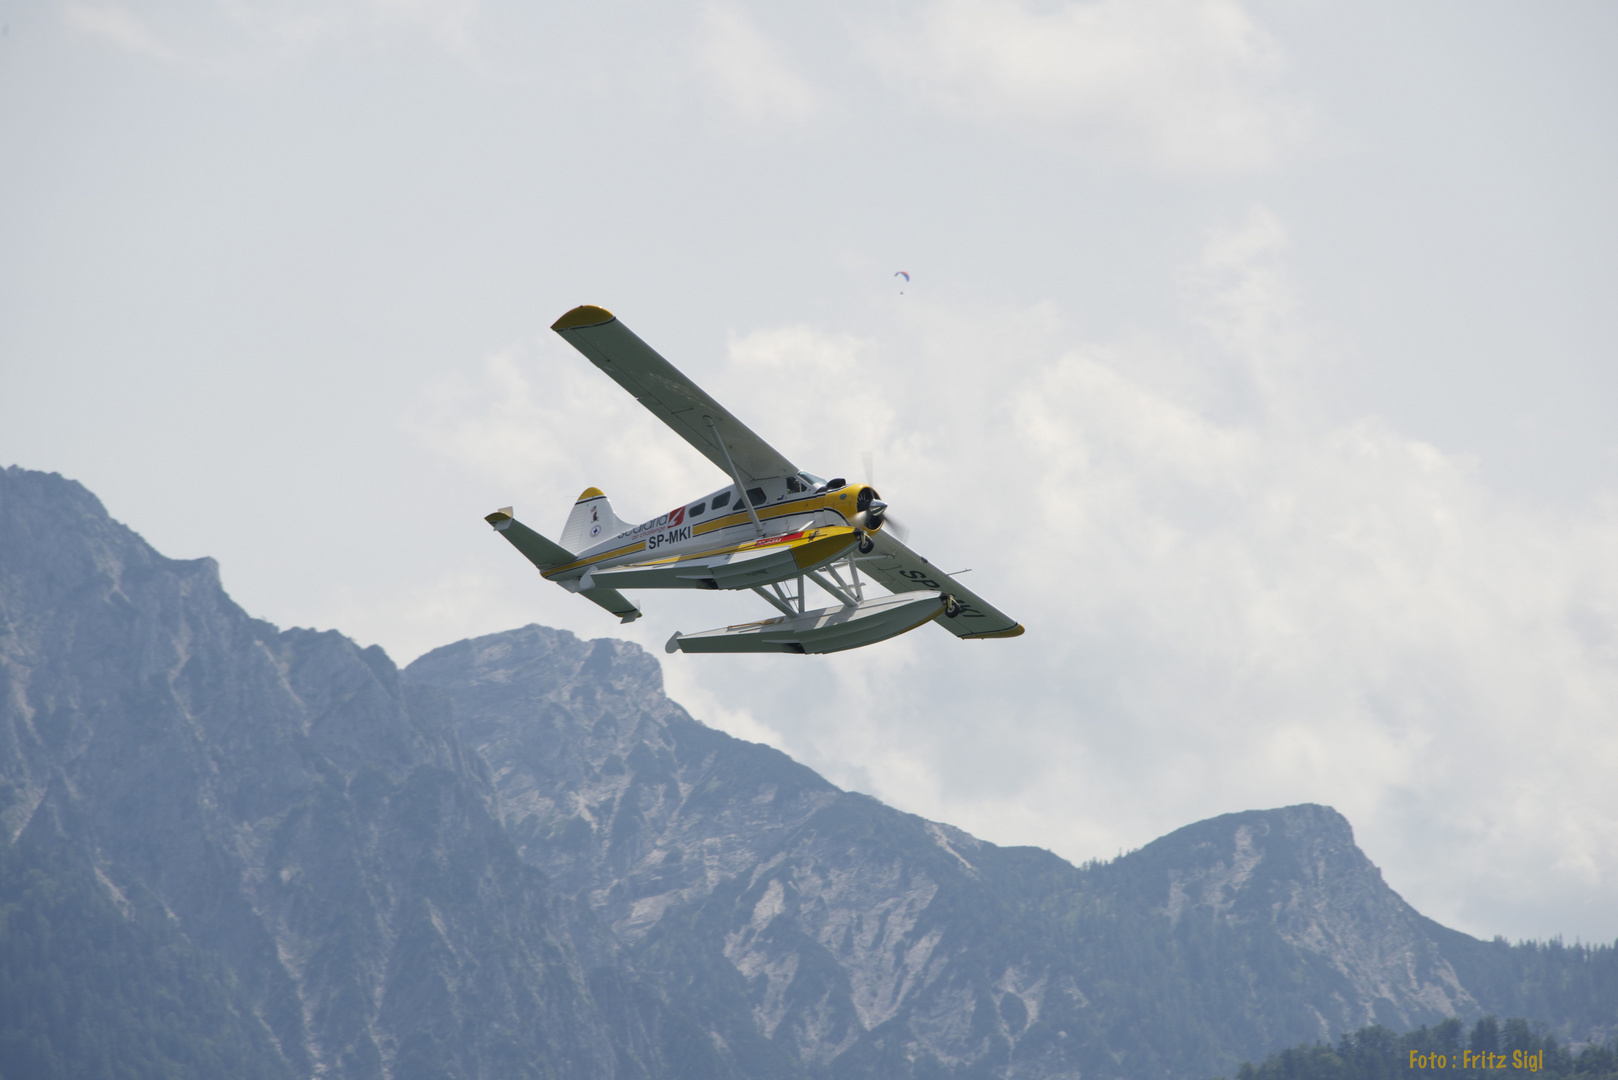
[403,623,1618,1077]
[3,464,1615,1080]
[0,466,728,1080]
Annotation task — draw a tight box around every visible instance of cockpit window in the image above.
[689,501,706,517]
[798,472,826,487]
[786,477,804,494]
[746,487,766,506]
[711,490,732,509]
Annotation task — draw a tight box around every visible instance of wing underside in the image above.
[552,306,797,484]
[860,530,1024,639]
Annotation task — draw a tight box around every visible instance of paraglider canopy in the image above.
[894,271,910,281]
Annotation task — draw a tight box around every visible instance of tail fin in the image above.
[560,487,630,553]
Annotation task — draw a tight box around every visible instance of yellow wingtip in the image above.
[552,305,616,332]
[971,623,1026,640]
[576,487,605,501]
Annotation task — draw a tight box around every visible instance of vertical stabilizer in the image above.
[560,488,630,553]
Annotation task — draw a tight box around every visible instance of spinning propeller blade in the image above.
[861,449,910,542]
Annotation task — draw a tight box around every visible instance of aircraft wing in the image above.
[860,530,1024,640]
[552,306,797,483]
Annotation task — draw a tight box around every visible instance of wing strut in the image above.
[705,414,765,537]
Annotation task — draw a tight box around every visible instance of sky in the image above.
[3,0,1617,944]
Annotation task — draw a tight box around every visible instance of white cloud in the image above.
[724,325,897,468]
[858,0,1314,174]
[403,342,723,520]
[64,3,179,60]
[593,210,1611,943]
[21,0,1618,949]
[692,3,822,128]
[366,0,479,61]
[60,0,483,66]
[396,212,1618,940]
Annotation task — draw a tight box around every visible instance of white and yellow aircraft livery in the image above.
[486,305,1024,655]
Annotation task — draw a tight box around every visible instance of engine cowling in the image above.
[854,484,887,532]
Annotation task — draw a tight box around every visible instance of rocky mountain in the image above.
[405,629,1618,1080]
[3,464,1615,1080]
[0,467,728,1080]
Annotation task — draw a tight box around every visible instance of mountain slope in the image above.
[0,466,726,1080]
[5,463,1614,1080]
[404,627,1618,1080]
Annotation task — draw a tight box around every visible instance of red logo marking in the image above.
[752,531,805,548]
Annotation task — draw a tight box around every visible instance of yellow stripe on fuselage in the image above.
[540,489,866,579]
[688,488,861,537]
[545,526,857,584]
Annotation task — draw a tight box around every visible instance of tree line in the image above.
[1232,1016,1618,1080]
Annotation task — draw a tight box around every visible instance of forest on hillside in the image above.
[1234,1017,1618,1080]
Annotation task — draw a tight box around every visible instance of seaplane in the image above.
[485,305,1025,655]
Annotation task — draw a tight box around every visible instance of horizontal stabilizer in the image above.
[581,587,642,623]
[666,592,944,655]
[486,508,642,623]
[485,509,573,569]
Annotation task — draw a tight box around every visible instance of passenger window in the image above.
[747,487,766,506]
[689,502,705,517]
[711,491,732,509]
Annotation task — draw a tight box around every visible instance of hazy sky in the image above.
[4,0,1617,943]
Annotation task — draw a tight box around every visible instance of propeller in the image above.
[859,450,910,542]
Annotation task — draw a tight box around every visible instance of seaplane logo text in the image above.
[621,506,686,541]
